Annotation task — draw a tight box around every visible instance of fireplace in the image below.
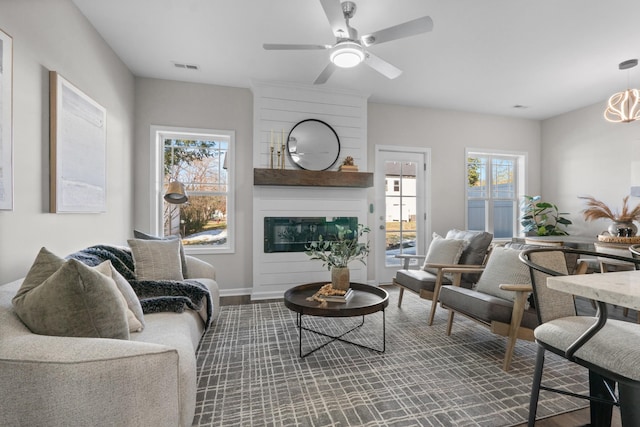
[264,216,358,253]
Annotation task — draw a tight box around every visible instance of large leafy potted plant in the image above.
[305,224,370,290]
[520,195,572,236]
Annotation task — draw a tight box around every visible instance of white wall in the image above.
[0,0,135,282]
[133,77,253,295]
[541,101,640,237]
[366,103,542,280]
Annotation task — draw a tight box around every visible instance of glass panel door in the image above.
[375,147,428,285]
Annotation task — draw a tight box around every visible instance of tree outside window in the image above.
[161,131,232,251]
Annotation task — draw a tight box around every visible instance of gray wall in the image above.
[0,0,135,282]
[541,101,640,237]
[133,78,253,293]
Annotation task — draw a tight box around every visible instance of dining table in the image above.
[547,269,640,426]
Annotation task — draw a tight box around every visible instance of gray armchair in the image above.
[439,244,538,371]
[392,229,493,325]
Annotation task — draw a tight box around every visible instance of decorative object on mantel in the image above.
[287,119,340,171]
[520,195,572,236]
[305,224,370,290]
[269,129,286,170]
[604,59,640,123]
[580,195,640,237]
[339,156,359,172]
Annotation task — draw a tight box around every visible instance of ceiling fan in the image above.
[263,0,433,84]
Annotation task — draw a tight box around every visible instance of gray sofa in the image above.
[0,248,219,427]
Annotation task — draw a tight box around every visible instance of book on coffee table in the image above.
[318,288,353,303]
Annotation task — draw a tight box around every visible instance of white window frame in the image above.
[150,125,235,254]
[465,148,527,241]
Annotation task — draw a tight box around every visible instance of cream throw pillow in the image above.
[421,233,468,274]
[475,246,531,302]
[106,263,145,332]
[13,255,130,339]
[128,238,184,281]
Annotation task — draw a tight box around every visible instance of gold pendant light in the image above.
[604,59,640,123]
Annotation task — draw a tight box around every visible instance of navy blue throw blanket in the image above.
[67,245,212,328]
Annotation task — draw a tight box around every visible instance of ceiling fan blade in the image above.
[361,16,433,47]
[319,0,349,38]
[364,52,402,80]
[263,43,330,50]
[314,62,337,85]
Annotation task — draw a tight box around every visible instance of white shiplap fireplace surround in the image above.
[251,82,369,300]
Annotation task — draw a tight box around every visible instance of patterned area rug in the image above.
[193,289,588,426]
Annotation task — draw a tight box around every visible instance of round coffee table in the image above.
[284,282,389,357]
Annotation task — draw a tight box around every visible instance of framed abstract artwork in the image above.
[50,71,107,213]
[0,28,13,211]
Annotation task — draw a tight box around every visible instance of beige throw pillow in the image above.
[133,229,188,278]
[107,263,145,332]
[421,234,468,274]
[475,246,531,302]
[128,238,184,281]
[12,257,130,339]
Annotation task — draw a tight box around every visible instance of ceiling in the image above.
[71,0,640,120]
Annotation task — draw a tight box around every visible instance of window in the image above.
[152,126,234,254]
[466,149,525,239]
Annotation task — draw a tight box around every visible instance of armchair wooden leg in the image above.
[427,282,442,326]
[503,290,527,371]
[446,309,455,336]
[398,287,404,307]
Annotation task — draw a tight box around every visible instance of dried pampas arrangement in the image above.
[579,195,640,222]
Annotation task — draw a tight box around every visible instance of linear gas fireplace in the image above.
[264,216,358,253]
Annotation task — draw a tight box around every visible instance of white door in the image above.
[374,146,430,285]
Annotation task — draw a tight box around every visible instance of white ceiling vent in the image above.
[172,62,200,70]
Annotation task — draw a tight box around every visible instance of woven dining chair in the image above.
[520,247,640,427]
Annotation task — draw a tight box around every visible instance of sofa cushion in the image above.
[445,229,493,283]
[109,265,145,332]
[421,233,468,274]
[128,238,184,281]
[134,229,188,277]
[395,269,452,294]
[475,245,531,302]
[440,285,538,329]
[13,257,130,339]
[445,229,493,266]
[12,247,65,301]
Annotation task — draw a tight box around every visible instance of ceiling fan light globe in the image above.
[330,42,365,68]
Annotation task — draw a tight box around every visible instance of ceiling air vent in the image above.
[172,62,199,71]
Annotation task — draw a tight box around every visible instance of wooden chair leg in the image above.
[446,310,455,336]
[427,282,442,326]
[397,287,404,307]
[503,290,527,371]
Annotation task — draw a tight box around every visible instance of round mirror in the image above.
[287,119,340,171]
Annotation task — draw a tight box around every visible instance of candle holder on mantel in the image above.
[269,146,274,169]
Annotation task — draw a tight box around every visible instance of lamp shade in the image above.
[604,89,640,123]
[330,41,365,68]
[164,181,188,204]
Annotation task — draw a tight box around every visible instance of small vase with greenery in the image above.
[305,224,370,290]
[579,195,640,237]
[520,195,572,236]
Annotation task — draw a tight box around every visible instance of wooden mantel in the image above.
[253,168,373,188]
